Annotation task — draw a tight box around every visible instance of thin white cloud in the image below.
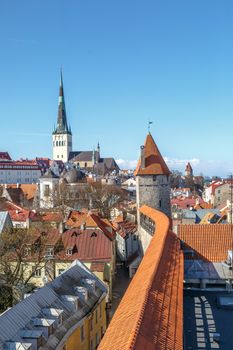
[116,156,233,177]
[116,159,138,169]
[164,157,200,168]
[116,157,200,170]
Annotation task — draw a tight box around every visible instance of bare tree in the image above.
[0,227,55,310]
[87,182,127,218]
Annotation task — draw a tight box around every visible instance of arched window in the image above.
[56,141,58,146]
[85,162,87,167]
[59,141,61,146]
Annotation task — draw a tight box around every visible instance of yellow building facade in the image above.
[0,261,108,350]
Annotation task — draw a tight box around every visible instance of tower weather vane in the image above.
[148,121,153,133]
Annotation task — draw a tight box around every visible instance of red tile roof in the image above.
[0,152,12,161]
[41,212,63,222]
[0,199,31,222]
[60,228,112,261]
[171,196,204,209]
[3,184,37,203]
[116,220,137,238]
[90,262,106,272]
[66,211,115,240]
[135,133,170,176]
[99,206,183,350]
[178,224,233,261]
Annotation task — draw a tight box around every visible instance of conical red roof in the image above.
[135,133,170,176]
[186,162,193,172]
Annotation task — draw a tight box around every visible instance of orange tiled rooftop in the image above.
[178,224,233,262]
[134,133,170,176]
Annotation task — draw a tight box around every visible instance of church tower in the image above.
[185,162,193,177]
[52,71,72,162]
[135,133,171,219]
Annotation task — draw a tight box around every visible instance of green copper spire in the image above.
[54,69,71,135]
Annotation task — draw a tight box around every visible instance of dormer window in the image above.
[32,266,42,277]
[24,247,31,257]
[71,231,78,237]
[46,247,54,257]
[44,185,50,197]
[66,248,73,256]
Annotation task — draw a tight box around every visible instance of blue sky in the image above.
[1,0,233,176]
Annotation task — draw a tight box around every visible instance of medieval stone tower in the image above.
[135,133,171,219]
[52,71,72,162]
[185,162,193,177]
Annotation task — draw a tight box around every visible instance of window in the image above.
[101,326,104,337]
[58,314,63,326]
[85,162,87,167]
[159,199,162,207]
[95,332,99,346]
[24,247,31,256]
[44,185,50,197]
[46,247,54,257]
[80,325,85,342]
[32,266,42,277]
[95,309,98,324]
[90,317,93,331]
[56,141,58,146]
[66,248,73,255]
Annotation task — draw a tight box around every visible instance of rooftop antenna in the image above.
[148,120,153,133]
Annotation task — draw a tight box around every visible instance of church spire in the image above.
[54,69,71,135]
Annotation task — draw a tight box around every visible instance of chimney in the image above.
[59,222,64,234]
[140,146,145,169]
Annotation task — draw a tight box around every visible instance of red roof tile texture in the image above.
[135,133,170,176]
[60,228,112,261]
[66,211,115,240]
[99,206,183,350]
[178,224,233,261]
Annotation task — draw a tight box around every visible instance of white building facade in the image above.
[0,161,41,184]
